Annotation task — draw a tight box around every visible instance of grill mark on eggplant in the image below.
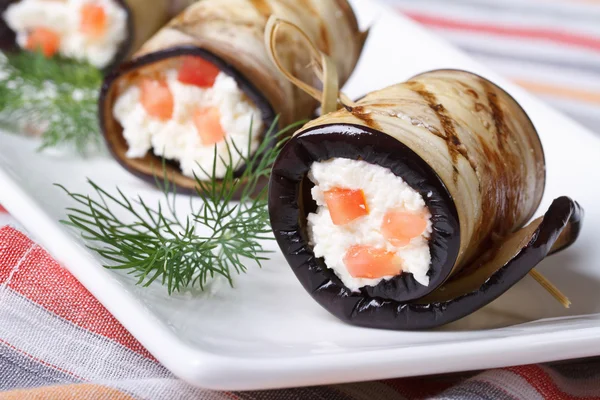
[361,103,397,108]
[349,105,381,130]
[458,81,479,99]
[296,0,331,55]
[406,81,477,182]
[319,24,331,54]
[481,79,511,151]
[249,0,272,16]
[465,88,479,99]
[467,130,524,267]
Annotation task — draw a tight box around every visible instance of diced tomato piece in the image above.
[26,28,60,58]
[80,3,107,38]
[139,78,174,121]
[324,188,368,225]
[381,210,428,247]
[193,107,226,145]
[344,245,402,279]
[177,56,220,88]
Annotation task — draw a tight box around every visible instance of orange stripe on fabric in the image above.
[512,79,600,104]
[506,365,600,400]
[0,205,7,214]
[403,11,600,53]
[0,384,135,400]
[0,226,155,360]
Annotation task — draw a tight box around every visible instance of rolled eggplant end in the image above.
[269,122,584,330]
[98,45,277,196]
[0,0,135,72]
[269,123,461,305]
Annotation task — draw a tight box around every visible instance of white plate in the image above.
[1,0,599,391]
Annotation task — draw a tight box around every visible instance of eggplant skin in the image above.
[107,0,135,73]
[269,124,461,304]
[99,45,277,196]
[269,124,583,330]
[0,0,134,73]
[0,0,17,50]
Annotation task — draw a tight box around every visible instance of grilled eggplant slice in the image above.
[269,70,583,330]
[99,0,367,193]
[0,0,172,72]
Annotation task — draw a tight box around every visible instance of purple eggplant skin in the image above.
[268,124,461,304]
[268,124,583,330]
[107,0,134,73]
[0,0,17,50]
[0,0,134,73]
[99,45,277,196]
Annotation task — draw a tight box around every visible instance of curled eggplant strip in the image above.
[421,197,582,305]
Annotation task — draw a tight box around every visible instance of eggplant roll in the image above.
[99,0,365,192]
[269,69,583,330]
[0,0,172,70]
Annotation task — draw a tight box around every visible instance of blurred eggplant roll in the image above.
[0,0,173,70]
[269,70,584,330]
[98,0,365,191]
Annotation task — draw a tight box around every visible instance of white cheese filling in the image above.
[113,69,264,180]
[4,0,128,68]
[307,158,433,291]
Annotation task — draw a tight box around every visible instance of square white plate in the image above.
[1,0,599,391]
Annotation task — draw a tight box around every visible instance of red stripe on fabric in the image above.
[0,227,34,284]
[0,337,84,381]
[403,11,600,53]
[506,365,600,400]
[0,205,7,214]
[0,226,155,360]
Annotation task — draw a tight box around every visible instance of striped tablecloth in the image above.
[380,0,600,135]
[2,0,600,398]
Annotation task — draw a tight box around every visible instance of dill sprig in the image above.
[57,117,303,294]
[0,51,102,153]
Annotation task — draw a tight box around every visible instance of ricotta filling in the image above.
[4,0,128,68]
[113,69,264,180]
[307,158,433,291]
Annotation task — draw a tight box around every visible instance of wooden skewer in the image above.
[529,269,571,309]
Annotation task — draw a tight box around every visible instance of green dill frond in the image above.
[57,117,306,294]
[0,51,103,154]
